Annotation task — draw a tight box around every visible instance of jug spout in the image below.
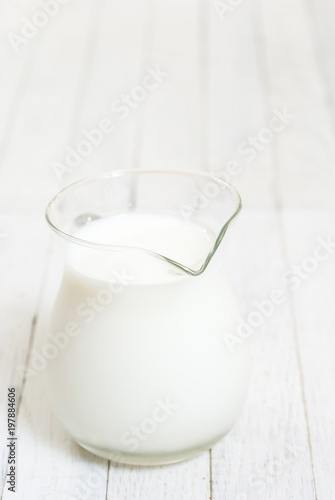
[157,173,242,276]
[177,188,242,276]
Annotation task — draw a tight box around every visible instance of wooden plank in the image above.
[205,3,279,209]
[210,209,315,499]
[208,0,266,174]
[2,243,108,500]
[63,0,150,183]
[0,214,50,496]
[254,0,335,208]
[0,0,100,211]
[107,455,211,500]
[206,3,315,495]
[206,0,281,209]
[283,209,335,500]
[139,0,203,171]
[0,0,39,155]
[252,0,335,496]
[306,0,335,129]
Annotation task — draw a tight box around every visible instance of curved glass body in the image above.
[45,170,250,465]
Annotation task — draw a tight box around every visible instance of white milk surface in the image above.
[45,214,250,460]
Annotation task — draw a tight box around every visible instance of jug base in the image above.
[75,435,225,466]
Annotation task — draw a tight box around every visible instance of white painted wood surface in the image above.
[1,0,334,498]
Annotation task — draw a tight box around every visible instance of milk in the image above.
[45,214,250,463]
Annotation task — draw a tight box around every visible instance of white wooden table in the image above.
[1,0,335,498]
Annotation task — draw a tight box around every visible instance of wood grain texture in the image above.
[0,0,98,210]
[0,0,39,157]
[63,0,150,183]
[306,0,335,132]
[107,456,210,500]
[211,209,315,500]
[255,0,335,209]
[1,0,335,498]
[139,0,203,171]
[282,209,335,500]
[0,214,49,494]
[2,244,109,500]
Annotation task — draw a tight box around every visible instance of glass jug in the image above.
[45,170,250,465]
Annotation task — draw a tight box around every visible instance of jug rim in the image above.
[45,170,242,276]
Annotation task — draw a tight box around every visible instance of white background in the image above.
[0,0,334,498]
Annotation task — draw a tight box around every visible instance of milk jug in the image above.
[45,170,250,465]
